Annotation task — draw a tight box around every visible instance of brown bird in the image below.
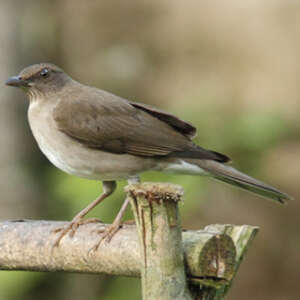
[6,63,292,249]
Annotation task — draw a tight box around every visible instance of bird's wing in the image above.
[53,89,228,161]
[129,101,197,138]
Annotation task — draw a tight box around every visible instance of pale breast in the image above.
[28,100,92,177]
[27,99,157,180]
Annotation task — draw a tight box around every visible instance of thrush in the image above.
[6,63,292,249]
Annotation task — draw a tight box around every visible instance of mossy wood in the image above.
[0,183,258,299]
[126,182,258,300]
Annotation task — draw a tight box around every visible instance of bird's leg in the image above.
[52,180,116,248]
[90,176,140,251]
[90,196,131,251]
[91,196,131,251]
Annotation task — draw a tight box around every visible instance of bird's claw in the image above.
[89,223,122,253]
[52,217,103,249]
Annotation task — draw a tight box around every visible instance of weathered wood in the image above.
[0,183,259,300]
[126,183,258,300]
[126,182,193,300]
[203,224,259,299]
[0,220,236,279]
[183,230,236,280]
[190,224,259,299]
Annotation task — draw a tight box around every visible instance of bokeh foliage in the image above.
[0,1,299,300]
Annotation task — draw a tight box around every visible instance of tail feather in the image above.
[190,159,293,204]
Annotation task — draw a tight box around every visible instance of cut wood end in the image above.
[201,234,236,280]
[125,182,184,203]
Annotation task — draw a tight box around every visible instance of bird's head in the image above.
[6,63,71,98]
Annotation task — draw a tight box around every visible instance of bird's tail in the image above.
[184,159,293,204]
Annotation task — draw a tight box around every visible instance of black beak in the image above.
[5,76,28,87]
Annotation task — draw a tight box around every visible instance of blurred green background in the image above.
[0,1,299,299]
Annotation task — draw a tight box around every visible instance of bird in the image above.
[6,63,292,249]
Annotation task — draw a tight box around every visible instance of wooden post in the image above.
[127,182,193,300]
[126,183,259,300]
[0,183,259,299]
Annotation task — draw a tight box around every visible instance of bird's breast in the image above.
[27,100,157,180]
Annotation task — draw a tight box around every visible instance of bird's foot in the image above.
[89,196,132,252]
[89,222,123,252]
[52,217,102,248]
[89,219,136,253]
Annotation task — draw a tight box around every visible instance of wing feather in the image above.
[53,87,229,162]
[53,91,191,157]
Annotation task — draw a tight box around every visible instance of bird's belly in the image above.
[28,105,157,180]
[34,131,156,180]
[36,136,100,179]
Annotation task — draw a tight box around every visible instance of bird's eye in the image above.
[40,68,49,78]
